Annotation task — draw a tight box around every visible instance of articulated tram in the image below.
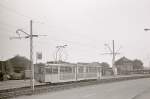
[35,63,102,83]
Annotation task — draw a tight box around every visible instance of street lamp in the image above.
[144,28,150,31]
[144,28,150,69]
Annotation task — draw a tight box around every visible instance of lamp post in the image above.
[144,28,150,31]
[144,28,150,69]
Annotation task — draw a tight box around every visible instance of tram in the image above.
[35,63,102,83]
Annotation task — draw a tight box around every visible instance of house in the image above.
[101,67,114,76]
[115,57,133,74]
[0,55,31,80]
[0,59,9,81]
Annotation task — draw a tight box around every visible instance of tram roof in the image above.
[46,63,102,67]
[46,63,76,67]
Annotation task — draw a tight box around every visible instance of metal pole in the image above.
[75,64,78,81]
[112,40,117,75]
[55,47,60,63]
[103,40,120,75]
[30,20,34,91]
[10,20,47,91]
[112,40,115,69]
[1,61,4,75]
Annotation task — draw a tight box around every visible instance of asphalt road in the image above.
[15,78,150,99]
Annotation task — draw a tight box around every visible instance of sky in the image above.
[0,0,150,67]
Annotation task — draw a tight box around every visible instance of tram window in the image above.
[72,66,75,73]
[46,67,52,74]
[86,67,89,73]
[78,66,84,73]
[65,67,72,73]
[60,66,73,73]
[52,66,58,74]
[38,67,41,73]
[89,67,97,73]
[60,67,65,73]
[39,67,44,74]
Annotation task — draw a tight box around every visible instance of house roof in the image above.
[0,57,9,61]
[115,56,133,65]
[77,62,89,65]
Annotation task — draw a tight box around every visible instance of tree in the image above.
[7,55,30,73]
[100,62,110,68]
[133,59,144,70]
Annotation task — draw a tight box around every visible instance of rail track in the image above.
[0,75,150,99]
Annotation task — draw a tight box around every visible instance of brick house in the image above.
[115,57,133,74]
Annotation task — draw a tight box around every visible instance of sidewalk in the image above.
[0,80,44,90]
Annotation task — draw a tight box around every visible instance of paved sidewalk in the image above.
[0,80,44,90]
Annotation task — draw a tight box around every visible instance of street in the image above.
[14,78,150,99]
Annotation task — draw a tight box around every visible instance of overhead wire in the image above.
[0,2,44,37]
[0,2,31,36]
[0,2,43,24]
[0,27,16,37]
[0,2,108,58]
[33,21,103,51]
[0,2,31,20]
[0,21,19,29]
[0,25,15,33]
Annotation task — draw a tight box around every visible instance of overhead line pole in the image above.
[10,20,47,92]
[30,20,34,91]
[102,40,120,75]
[112,40,117,75]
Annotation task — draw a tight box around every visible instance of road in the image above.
[15,78,150,99]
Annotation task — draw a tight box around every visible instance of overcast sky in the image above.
[0,0,150,66]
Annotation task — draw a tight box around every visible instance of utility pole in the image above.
[30,20,34,91]
[112,40,117,75]
[10,20,47,91]
[102,40,121,75]
[144,28,150,69]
